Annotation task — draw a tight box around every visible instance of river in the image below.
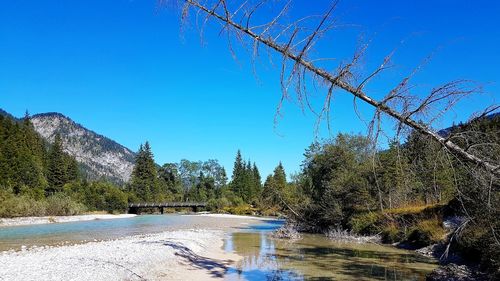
[0,215,437,280]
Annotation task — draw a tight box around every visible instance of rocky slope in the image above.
[30,113,136,184]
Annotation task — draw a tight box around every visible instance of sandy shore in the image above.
[0,214,137,227]
[0,215,265,280]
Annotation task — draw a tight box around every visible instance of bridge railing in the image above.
[128,202,207,208]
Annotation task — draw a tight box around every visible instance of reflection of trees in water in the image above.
[229,232,435,280]
[237,232,277,269]
[272,240,433,280]
[231,232,301,280]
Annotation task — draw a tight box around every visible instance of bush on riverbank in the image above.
[0,194,47,217]
[348,204,447,247]
[206,197,231,211]
[0,192,86,218]
[222,204,257,215]
[45,194,87,216]
[64,181,128,213]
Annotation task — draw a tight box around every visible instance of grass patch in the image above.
[386,204,437,215]
[381,222,404,243]
[349,204,447,247]
[406,217,447,248]
[350,212,382,235]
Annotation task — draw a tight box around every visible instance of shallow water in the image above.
[0,215,437,280]
[0,214,229,251]
[224,221,437,281]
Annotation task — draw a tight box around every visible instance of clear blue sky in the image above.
[1,0,499,178]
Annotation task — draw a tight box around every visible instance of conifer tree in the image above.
[230,150,244,199]
[130,142,159,201]
[262,162,287,207]
[273,162,287,189]
[47,134,67,194]
[252,163,262,200]
[65,155,79,183]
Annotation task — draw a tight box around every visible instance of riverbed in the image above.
[0,214,437,280]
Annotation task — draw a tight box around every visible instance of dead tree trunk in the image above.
[166,0,499,178]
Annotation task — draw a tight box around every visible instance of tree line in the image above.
[0,111,284,216]
[127,145,288,214]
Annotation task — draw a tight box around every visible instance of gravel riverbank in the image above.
[0,214,137,227]
[0,214,266,280]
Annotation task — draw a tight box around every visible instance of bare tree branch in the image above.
[164,0,500,177]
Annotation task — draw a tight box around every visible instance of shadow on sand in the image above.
[163,241,235,278]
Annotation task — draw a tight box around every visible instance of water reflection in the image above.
[224,222,437,281]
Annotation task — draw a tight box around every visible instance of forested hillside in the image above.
[30,113,136,184]
[0,113,83,216]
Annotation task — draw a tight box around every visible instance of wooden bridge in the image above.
[128,202,207,214]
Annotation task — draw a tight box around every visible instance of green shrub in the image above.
[350,212,382,235]
[0,189,13,203]
[223,204,256,215]
[381,223,404,243]
[207,197,230,211]
[45,194,86,216]
[230,196,245,207]
[405,218,445,248]
[19,185,45,200]
[0,195,47,217]
[102,186,128,213]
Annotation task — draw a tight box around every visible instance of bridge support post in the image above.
[128,207,138,215]
[160,207,164,214]
[193,206,198,213]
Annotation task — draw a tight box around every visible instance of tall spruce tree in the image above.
[17,113,47,195]
[229,150,262,203]
[273,162,286,189]
[47,134,67,194]
[252,163,262,201]
[262,162,287,207]
[130,142,159,202]
[243,161,253,201]
[230,150,244,199]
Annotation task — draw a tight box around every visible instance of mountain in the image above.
[0,108,18,121]
[30,113,136,184]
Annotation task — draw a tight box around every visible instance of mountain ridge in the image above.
[29,112,136,184]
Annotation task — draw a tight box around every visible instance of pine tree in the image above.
[262,174,276,204]
[230,150,244,199]
[130,141,159,201]
[47,134,67,194]
[65,155,79,182]
[229,151,263,203]
[273,162,287,189]
[252,163,262,200]
[242,160,253,201]
[262,162,287,206]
